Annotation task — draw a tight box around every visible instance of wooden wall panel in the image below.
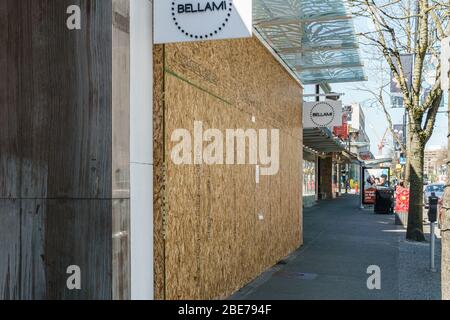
[0,0,115,300]
[0,0,113,200]
[44,200,111,300]
[0,198,112,300]
[154,36,303,300]
[0,199,47,300]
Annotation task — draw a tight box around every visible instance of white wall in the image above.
[130,0,154,300]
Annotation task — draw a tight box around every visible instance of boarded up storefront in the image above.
[153,37,304,300]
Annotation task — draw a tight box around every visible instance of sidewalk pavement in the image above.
[230,194,441,300]
[399,220,441,300]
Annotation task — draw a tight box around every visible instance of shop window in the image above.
[303,160,316,196]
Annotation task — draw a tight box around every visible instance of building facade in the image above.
[347,103,372,160]
[0,0,303,300]
[424,147,448,183]
[1,0,365,300]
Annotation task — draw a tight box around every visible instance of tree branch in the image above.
[422,89,442,142]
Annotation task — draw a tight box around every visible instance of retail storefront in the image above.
[1,0,364,301]
[303,149,318,207]
[1,0,304,300]
[304,128,349,200]
[153,36,303,300]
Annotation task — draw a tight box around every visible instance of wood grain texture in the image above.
[0,199,47,300]
[0,0,115,300]
[112,199,130,300]
[154,37,303,299]
[112,0,130,200]
[0,0,112,199]
[44,199,111,300]
[0,199,111,300]
[112,0,131,300]
[153,44,166,300]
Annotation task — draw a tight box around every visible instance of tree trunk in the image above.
[442,86,450,300]
[404,130,412,185]
[405,152,411,185]
[406,133,426,241]
[443,182,450,299]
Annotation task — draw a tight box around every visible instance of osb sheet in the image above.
[153,44,166,300]
[154,36,303,300]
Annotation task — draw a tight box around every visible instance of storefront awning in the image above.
[253,0,367,85]
[364,158,394,166]
[341,149,362,164]
[303,128,347,153]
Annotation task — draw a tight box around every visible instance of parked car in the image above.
[423,183,445,208]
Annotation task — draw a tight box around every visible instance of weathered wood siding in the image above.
[0,0,129,299]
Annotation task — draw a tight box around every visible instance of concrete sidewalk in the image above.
[230,195,441,300]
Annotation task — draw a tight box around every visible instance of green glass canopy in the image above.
[253,0,367,85]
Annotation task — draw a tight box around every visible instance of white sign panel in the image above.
[441,36,450,92]
[154,0,253,44]
[303,100,343,129]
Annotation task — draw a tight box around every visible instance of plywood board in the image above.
[154,36,303,299]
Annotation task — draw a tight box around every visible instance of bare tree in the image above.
[349,0,448,241]
[355,74,408,157]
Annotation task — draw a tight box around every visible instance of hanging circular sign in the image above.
[171,1,234,40]
[310,102,336,127]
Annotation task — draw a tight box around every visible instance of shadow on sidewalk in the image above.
[230,194,441,300]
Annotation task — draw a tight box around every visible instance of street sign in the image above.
[391,54,413,97]
[154,0,253,44]
[393,124,405,152]
[442,36,450,92]
[390,54,414,108]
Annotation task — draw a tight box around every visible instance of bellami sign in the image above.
[303,101,343,129]
[154,0,253,44]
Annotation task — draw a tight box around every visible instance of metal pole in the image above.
[403,109,407,181]
[345,162,349,194]
[315,84,320,102]
[346,132,352,195]
[403,110,407,146]
[360,165,364,209]
[303,93,346,98]
[430,222,437,272]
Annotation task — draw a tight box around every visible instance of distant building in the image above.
[424,147,448,183]
[347,103,373,160]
